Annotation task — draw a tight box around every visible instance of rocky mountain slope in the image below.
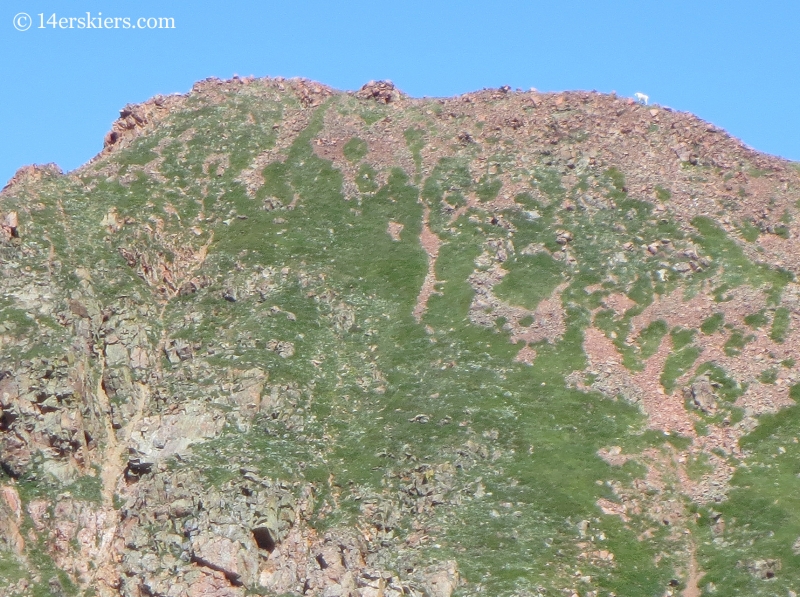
[1,77,800,597]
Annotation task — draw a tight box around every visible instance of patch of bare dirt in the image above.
[312,106,417,200]
[682,544,705,597]
[581,274,800,508]
[629,285,799,416]
[203,153,231,176]
[413,205,443,322]
[602,292,637,315]
[581,326,696,435]
[596,497,632,522]
[514,344,537,365]
[387,221,404,241]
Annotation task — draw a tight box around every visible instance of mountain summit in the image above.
[1,77,799,597]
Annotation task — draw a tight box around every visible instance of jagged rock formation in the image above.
[2,76,800,597]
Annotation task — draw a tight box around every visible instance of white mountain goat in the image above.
[634,92,649,105]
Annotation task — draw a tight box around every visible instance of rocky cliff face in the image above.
[1,77,800,597]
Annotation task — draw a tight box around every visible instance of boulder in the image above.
[191,532,259,587]
[684,375,717,415]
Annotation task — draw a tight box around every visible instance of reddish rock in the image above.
[0,485,25,555]
[191,533,258,587]
[186,568,245,597]
[355,80,404,104]
[1,163,62,194]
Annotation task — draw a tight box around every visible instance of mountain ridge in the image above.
[1,76,800,597]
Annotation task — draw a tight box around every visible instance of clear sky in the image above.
[2,0,799,185]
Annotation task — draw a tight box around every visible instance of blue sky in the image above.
[2,0,799,185]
